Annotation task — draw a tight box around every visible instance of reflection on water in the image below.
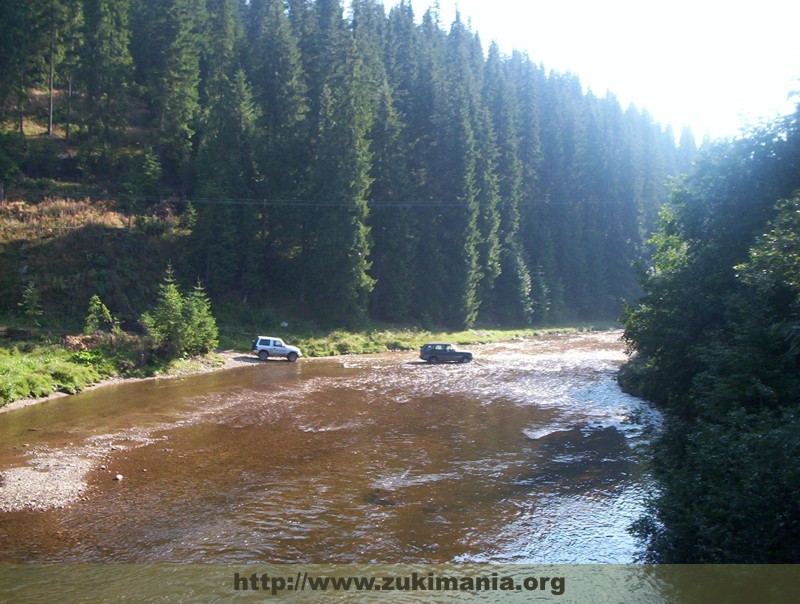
[0,331,659,564]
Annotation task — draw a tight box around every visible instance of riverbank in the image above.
[0,350,269,512]
[0,349,258,416]
[1,324,613,413]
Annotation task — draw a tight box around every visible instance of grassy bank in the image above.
[0,342,109,406]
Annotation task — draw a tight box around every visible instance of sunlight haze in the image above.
[406,0,800,141]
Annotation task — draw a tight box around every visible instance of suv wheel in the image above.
[460,355,470,363]
[287,352,298,362]
[258,350,269,361]
[428,356,439,364]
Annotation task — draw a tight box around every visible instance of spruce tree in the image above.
[474,105,502,318]
[18,282,44,327]
[79,0,133,141]
[183,279,218,355]
[384,0,418,116]
[0,0,49,134]
[368,79,416,322]
[43,0,78,136]
[84,294,118,334]
[484,45,535,324]
[196,0,256,199]
[304,33,374,325]
[417,13,482,329]
[141,267,218,359]
[249,0,309,198]
[141,265,186,359]
[190,0,259,296]
[131,0,202,186]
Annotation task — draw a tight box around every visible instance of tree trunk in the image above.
[65,76,72,141]
[48,1,56,137]
[18,69,25,136]
[49,46,55,136]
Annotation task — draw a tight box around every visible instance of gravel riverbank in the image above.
[0,350,261,512]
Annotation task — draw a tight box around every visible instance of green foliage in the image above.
[623,108,800,563]
[493,247,535,325]
[141,265,186,358]
[0,343,104,405]
[18,282,43,326]
[3,0,693,331]
[302,34,376,325]
[83,294,118,334]
[648,205,690,274]
[635,408,800,563]
[737,196,800,294]
[75,143,162,191]
[182,280,218,355]
[96,331,150,376]
[0,132,24,181]
[0,0,50,133]
[119,146,161,196]
[141,266,218,360]
[79,0,134,140]
[367,81,416,323]
[130,0,202,185]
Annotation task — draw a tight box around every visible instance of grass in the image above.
[0,334,230,408]
[161,353,226,377]
[0,342,110,406]
[0,198,128,243]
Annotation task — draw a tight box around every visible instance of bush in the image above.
[119,147,161,196]
[0,132,23,182]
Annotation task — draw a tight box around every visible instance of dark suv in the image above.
[419,342,473,364]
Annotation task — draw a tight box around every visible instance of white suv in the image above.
[252,336,302,362]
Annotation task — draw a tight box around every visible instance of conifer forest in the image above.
[0,0,695,328]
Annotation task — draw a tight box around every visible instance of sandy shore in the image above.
[0,350,266,512]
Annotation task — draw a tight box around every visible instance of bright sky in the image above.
[404,0,800,141]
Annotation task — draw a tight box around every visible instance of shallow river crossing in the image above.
[0,330,660,564]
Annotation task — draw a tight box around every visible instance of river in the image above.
[0,330,659,564]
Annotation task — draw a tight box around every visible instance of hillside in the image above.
[0,0,696,330]
[0,198,190,328]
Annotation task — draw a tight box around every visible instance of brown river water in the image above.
[0,331,660,565]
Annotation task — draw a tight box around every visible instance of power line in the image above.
[5,191,628,209]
